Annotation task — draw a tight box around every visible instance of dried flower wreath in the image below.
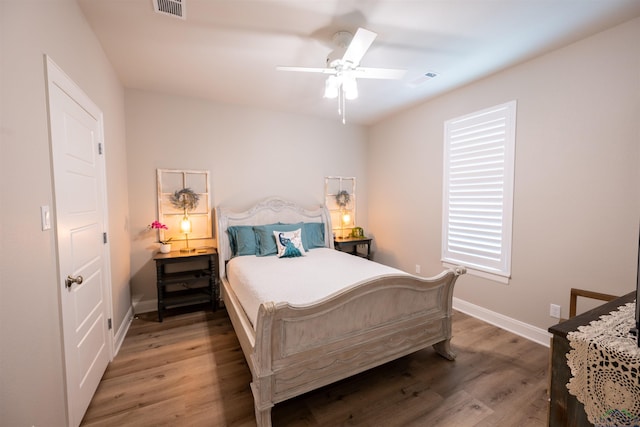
[335,190,351,208]
[170,188,200,212]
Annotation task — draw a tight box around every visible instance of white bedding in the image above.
[227,247,410,327]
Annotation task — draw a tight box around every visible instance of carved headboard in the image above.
[215,197,333,279]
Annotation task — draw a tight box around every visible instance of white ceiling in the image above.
[78,0,640,125]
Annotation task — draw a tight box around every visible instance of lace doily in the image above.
[566,302,640,426]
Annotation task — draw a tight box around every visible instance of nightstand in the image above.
[334,236,373,260]
[153,247,218,322]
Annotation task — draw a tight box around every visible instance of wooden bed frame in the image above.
[216,197,465,427]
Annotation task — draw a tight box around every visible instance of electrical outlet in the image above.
[550,304,561,318]
[415,264,421,274]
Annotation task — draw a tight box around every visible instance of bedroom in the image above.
[1,1,639,426]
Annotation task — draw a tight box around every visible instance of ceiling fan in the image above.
[277,28,406,123]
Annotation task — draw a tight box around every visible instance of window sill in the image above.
[442,262,510,285]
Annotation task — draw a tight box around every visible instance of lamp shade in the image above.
[180,216,192,233]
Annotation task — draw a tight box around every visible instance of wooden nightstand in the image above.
[153,247,218,322]
[334,236,373,260]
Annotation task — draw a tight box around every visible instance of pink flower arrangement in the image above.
[149,220,168,230]
[149,220,171,244]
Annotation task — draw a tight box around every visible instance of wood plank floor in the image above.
[81,306,550,426]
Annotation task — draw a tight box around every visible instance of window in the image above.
[442,101,516,282]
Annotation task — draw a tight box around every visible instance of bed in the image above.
[216,197,465,426]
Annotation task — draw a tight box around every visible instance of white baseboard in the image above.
[113,305,133,356]
[452,297,551,348]
[132,298,157,314]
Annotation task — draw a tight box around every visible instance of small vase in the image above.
[160,244,171,254]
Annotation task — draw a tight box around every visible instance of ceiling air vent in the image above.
[153,0,185,19]
[408,71,439,88]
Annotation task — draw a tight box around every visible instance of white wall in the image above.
[368,17,640,330]
[0,1,131,425]
[2,5,636,424]
[125,90,368,308]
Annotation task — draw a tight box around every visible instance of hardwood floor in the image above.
[81,306,550,426]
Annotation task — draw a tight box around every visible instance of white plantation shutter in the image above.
[442,101,516,279]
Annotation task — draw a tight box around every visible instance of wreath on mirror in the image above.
[335,190,351,208]
[170,188,200,212]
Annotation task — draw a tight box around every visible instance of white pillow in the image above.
[273,229,306,258]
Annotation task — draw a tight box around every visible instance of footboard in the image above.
[250,266,465,426]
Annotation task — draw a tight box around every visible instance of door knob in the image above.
[65,275,84,288]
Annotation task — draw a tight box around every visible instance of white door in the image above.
[46,57,113,427]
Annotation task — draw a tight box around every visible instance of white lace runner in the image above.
[566,302,640,426]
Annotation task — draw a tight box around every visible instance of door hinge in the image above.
[103,232,108,244]
[98,142,103,155]
[108,318,112,330]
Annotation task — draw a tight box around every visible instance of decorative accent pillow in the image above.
[273,229,306,258]
[254,223,305,256]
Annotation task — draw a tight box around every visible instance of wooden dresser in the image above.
[548,291,635,427]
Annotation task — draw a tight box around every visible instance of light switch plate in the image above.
[41,205,51,230]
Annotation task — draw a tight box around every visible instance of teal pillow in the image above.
[277,222,325,250]
[303,222,325,249]
[254,223,305,256]
[227,225,257,256]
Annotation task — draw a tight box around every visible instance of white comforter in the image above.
[227,247,409,327]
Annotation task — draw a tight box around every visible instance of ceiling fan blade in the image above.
[276,66,337,75]
[342,27,377,66]
[354,67,407,80]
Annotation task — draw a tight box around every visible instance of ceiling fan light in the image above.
[343,77,358,100]
[324,76,339,99]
